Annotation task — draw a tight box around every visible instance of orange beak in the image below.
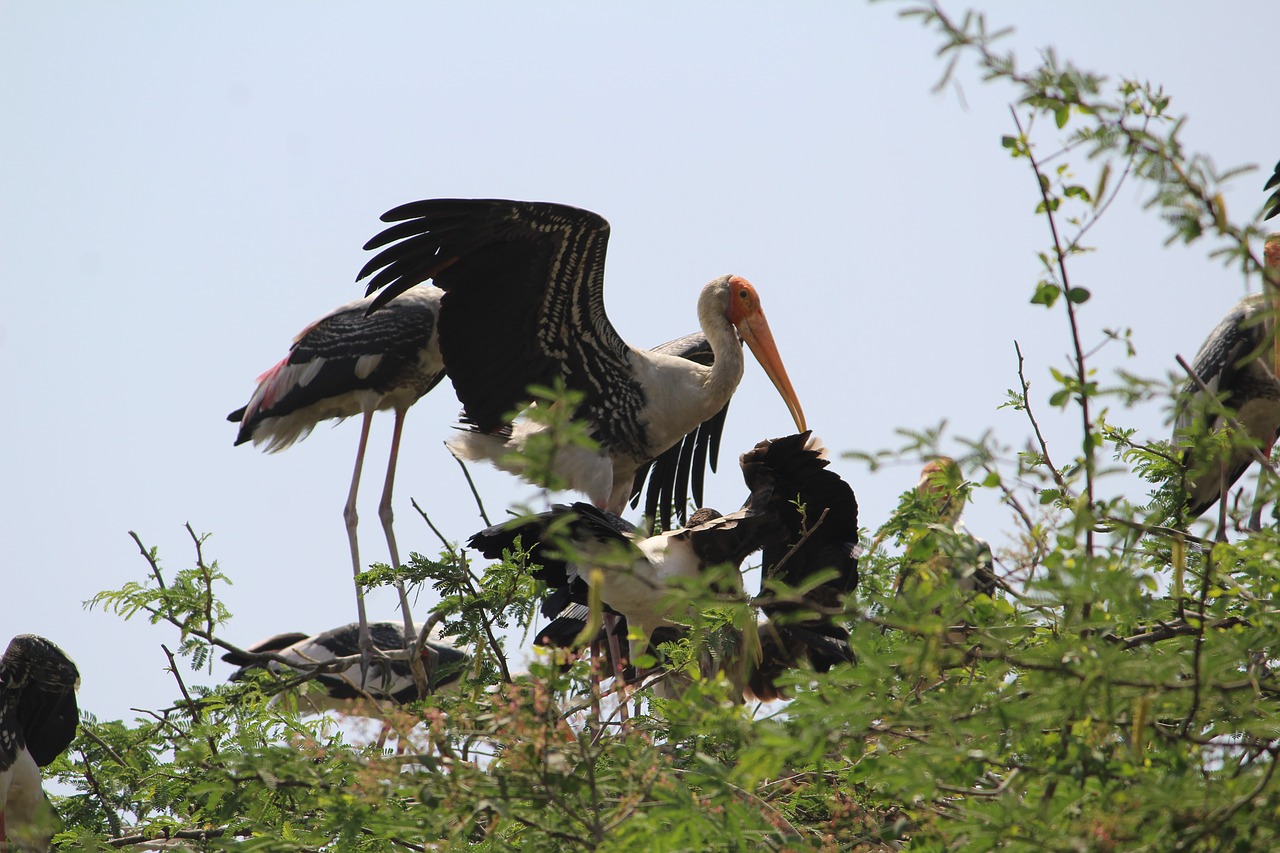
[729,277,807,433]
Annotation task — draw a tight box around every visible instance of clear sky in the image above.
[3,2,1277,722]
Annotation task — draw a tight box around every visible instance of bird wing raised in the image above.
[629,332,731,530]
[358,200,643,449]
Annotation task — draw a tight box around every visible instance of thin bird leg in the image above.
[601,612,630,723]
[378,406,427,697]
[1249,440,1278,531]
[346,409,376,680]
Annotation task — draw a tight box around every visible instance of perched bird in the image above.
[357,199,807,518]
[892,457,998,599]
[229,285,445,662]
[0,635,80,853]
[222,621,468,714]
[470,432,859,699]
[1174,234,1280,529]
[743,432,860,700]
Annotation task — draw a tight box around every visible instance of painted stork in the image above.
[222,621,468,714]
[228,285,445,663]
[891,457,998,599]
[357,199,807,518]
[1174,234,1280,529]
[470,432,859,698]
[0,635,79,852]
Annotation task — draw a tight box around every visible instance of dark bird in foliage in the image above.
[740,432,860,701]
[357,199,807,524]
[470,432,859,700]
[1265,160,1280,222]
[1174,234,1280,529]
[0,635,79,852]
[223,621,468,714]
[229,285,445,662]
[892,458,998,599]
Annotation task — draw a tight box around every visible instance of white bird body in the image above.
[224,622,467,716]
[448,302,746,513]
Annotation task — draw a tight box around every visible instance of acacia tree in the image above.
[48,4,1280,850]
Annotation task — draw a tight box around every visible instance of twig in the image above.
[1011,107,1096,569]
[161,644,219,757]
[453,453,491,527]
[78,746,124,838]
[1014,341,1071,496]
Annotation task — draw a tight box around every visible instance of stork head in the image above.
[721,275,807,432]
[916,457,968,526]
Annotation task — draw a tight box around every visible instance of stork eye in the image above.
[738,288,750,300]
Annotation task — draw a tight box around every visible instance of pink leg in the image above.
[346,409,376,677]
[602,613,630,722]
[378,407,428,698]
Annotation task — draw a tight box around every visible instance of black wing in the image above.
[1265,159,1280,221]
[0,635,80,769]
[629,332,732,531]
[358,200,647,455]
[229,289,442,441]
[1176,294,1278,516]
[469,502,635,620]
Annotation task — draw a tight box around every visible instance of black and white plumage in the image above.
[0,635,80,852]
[229,284,445,664]
[1175,247,1280,527]
[222,622,468,714]
[357,199,806,519]
[470,432,859,698]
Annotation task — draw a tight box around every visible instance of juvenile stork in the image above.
[229,285,445,661]
[222,621,468,714]
[0,635,80,852]
[357,199,807,517]
[1174,233,1280,530]
[891,457,998,599]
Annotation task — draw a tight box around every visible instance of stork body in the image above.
[0,635,80,852]
[471,432,859,698]
[357,199,806,518]
[223,621,468,714]
[229,285,445,666]
[1174,166,1280,527]
[1175,283,1280,526]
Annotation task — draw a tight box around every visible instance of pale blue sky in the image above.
[3,2,1277,721]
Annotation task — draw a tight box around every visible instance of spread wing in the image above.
[359,199,647,454]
